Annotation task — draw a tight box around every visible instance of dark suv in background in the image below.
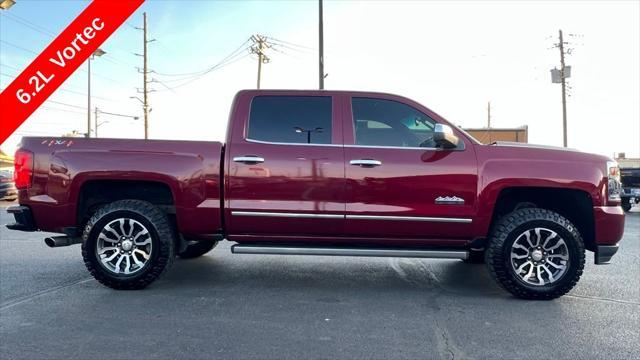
[0,169,17,201]
[621,168,640,212]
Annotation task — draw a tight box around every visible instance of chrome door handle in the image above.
[233,155,265,164]
[350,159,382,167]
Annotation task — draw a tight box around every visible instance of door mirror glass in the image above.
[433,124,461,149]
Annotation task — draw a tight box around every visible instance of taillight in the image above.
[14,149,33,189]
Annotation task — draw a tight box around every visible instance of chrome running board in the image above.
[231,244,468,260]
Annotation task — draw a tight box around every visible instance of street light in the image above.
[94,107,140,138]
[0,0,16,10]
[87,48,106,137]
[294,126,323,144]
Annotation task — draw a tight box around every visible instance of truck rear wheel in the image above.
[485,208,585,300]
[178,240,217,259]
[621,199,632,212]
[81,200,176,290]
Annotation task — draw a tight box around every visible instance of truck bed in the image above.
[16,137,224,238]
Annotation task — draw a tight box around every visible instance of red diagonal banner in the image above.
[0,0,144,144]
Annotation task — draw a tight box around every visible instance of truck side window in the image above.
[352,98,436,148]
[248,96,332,144]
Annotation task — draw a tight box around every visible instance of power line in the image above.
[150,39,253,91]
[1,13,57,37]
[40,105,86,115]
[0,65,121,102]
[159,52,250,91]
[152,38,251,77]
[154,52,250,92]
[1,12,138,69]
[0,40,125,84]
[0,39,38,55]
[265,36,315,51]
[46,99,86,110]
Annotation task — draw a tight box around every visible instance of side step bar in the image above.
[231,244,468,260]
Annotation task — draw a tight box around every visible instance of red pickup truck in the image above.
[7,90,625,299]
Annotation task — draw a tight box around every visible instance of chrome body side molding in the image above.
[231,211,343,219]
[345,214,472,223]
[231,211,472,223]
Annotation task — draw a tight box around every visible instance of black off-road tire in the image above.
[485,208,585,300]
[178,240,217,259]
[621,200,632,212]
[463,248,485,264]
[81,200,176,290]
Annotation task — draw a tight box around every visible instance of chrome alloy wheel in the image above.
[510,227,569,286]
[95,218,152,275]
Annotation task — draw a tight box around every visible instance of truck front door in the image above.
[342,95,478,244]
[225,92,346,240]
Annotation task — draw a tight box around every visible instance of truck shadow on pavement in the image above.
[158,254,506,299]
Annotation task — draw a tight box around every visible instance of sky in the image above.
[1,0,639,159]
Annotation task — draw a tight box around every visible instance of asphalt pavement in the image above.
[1,200,638,359]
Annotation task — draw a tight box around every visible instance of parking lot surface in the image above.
[1,200,638,359]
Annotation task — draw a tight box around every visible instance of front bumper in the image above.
[6,205,37,231]
[592,206,625,264]
[595,245,619,265]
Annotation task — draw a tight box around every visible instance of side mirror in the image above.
[433,124,461,149]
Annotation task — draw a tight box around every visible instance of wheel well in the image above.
[77,180,175,228]
[491,187,596,251]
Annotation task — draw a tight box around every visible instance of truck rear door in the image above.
[225,91,345,239]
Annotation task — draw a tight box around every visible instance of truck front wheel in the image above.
[485,208,585,300]
[81,200,176,290]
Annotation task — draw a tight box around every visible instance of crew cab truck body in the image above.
[7,90,625,299]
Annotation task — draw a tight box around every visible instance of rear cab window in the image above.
[248,96,332,144]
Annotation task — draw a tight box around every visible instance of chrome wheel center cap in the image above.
[531,249,543,262]
[121,240,133,251]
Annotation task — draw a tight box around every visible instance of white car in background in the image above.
[0,168,17,201]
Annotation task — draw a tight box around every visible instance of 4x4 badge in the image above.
[435,196,465,205]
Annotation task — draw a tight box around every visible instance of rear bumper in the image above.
[6,205,37,231]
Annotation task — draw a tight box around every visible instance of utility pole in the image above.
[319,0,324,90]
[487,101,492,143]
[94,107,98,138]
[558,29,568,147]
[250,35,270,89]
[135,13,153,139]
[87,56,91,138]
[143,12,149,140]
